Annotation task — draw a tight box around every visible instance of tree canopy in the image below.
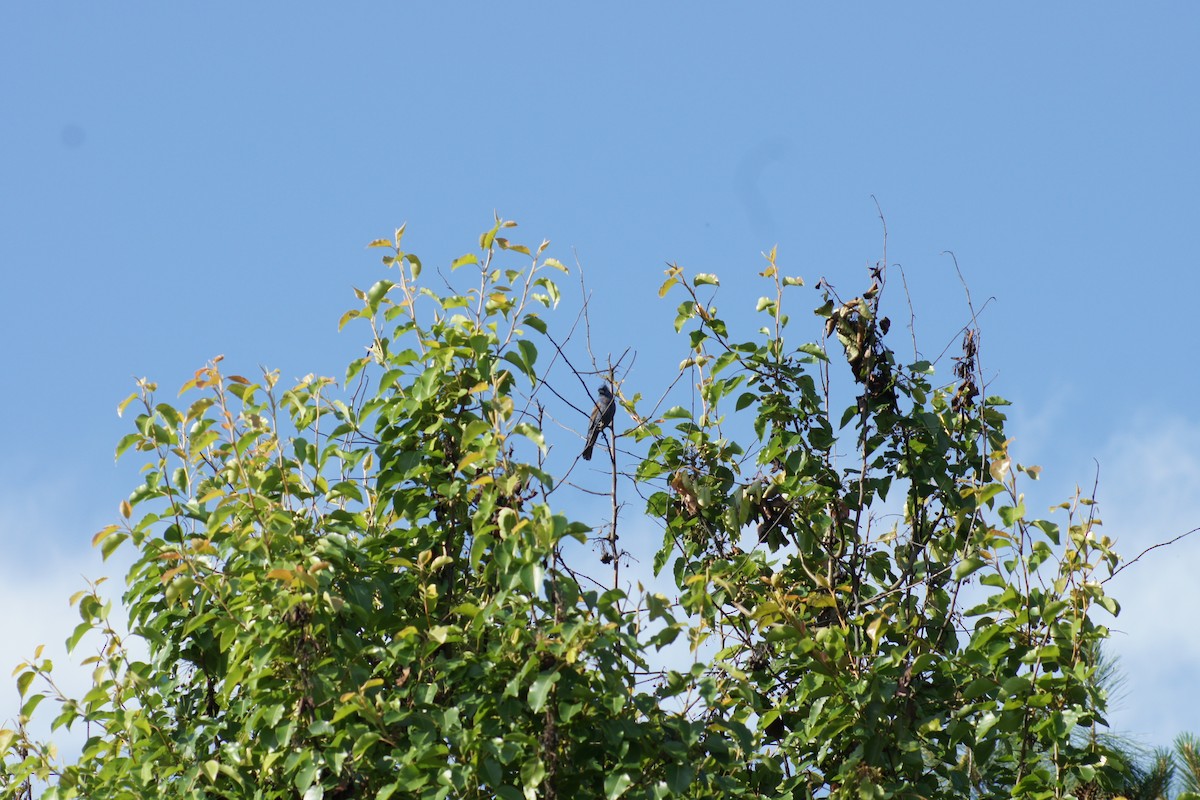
[1,218,1139,799]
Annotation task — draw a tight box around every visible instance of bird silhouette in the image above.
[581,384,616,461]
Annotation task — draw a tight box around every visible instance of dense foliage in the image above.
[1,219,1139,798]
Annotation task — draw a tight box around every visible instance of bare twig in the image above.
[1104,527,1200,583]
[896,263,919,362]
[608,424,620,590]
[871,194,888,275]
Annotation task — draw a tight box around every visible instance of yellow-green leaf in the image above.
[116,392,139,418]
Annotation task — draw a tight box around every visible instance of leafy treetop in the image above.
[1,217,1129,799]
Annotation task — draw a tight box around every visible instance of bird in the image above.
[581,384,616,461]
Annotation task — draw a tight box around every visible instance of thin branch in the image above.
[1104,526,1200,583]
[896,263,919,362]
[871,194,888,276]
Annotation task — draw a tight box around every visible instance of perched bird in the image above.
[581,384,616,461]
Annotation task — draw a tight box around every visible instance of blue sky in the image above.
[3,4,1199,759]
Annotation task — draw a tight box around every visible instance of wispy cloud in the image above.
[0,480,131,761]
[1083,414,1200,747]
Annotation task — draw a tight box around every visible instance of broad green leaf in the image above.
[604,772,633,800]
[955,556,986,580]
[16,670,34,698]
[528,670,558,713]
[116,391,139,417]
[998,502,1025,526]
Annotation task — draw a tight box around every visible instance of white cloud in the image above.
[1073,413,1200,750]
[0,480,133,764]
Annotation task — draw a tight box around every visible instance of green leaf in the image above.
[352,732,381,759]
[114,432,141,460]
[365,280,395,315]
[666,762,695,793]
[20,693,45,718]
[955,556,986,580]
[481,221,501,250]
[498,238,532,256]
[517,340,537,372]
[797,342,828,361]
[522,313,547,334]
[116,391,139,417]
[976,483,1004,505]
[998,502,1025,527]
[16,670,34,698]
[503,350,535,383]
[1032,518,1060,545]
[604,772,633,800]
[293,758,318,794]
[528,670,558,713]
[520,757,546,790]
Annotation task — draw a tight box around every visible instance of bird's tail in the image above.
[582,429,600,460]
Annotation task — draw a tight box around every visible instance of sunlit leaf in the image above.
[528,670,558,713]
[604,772,632,800]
